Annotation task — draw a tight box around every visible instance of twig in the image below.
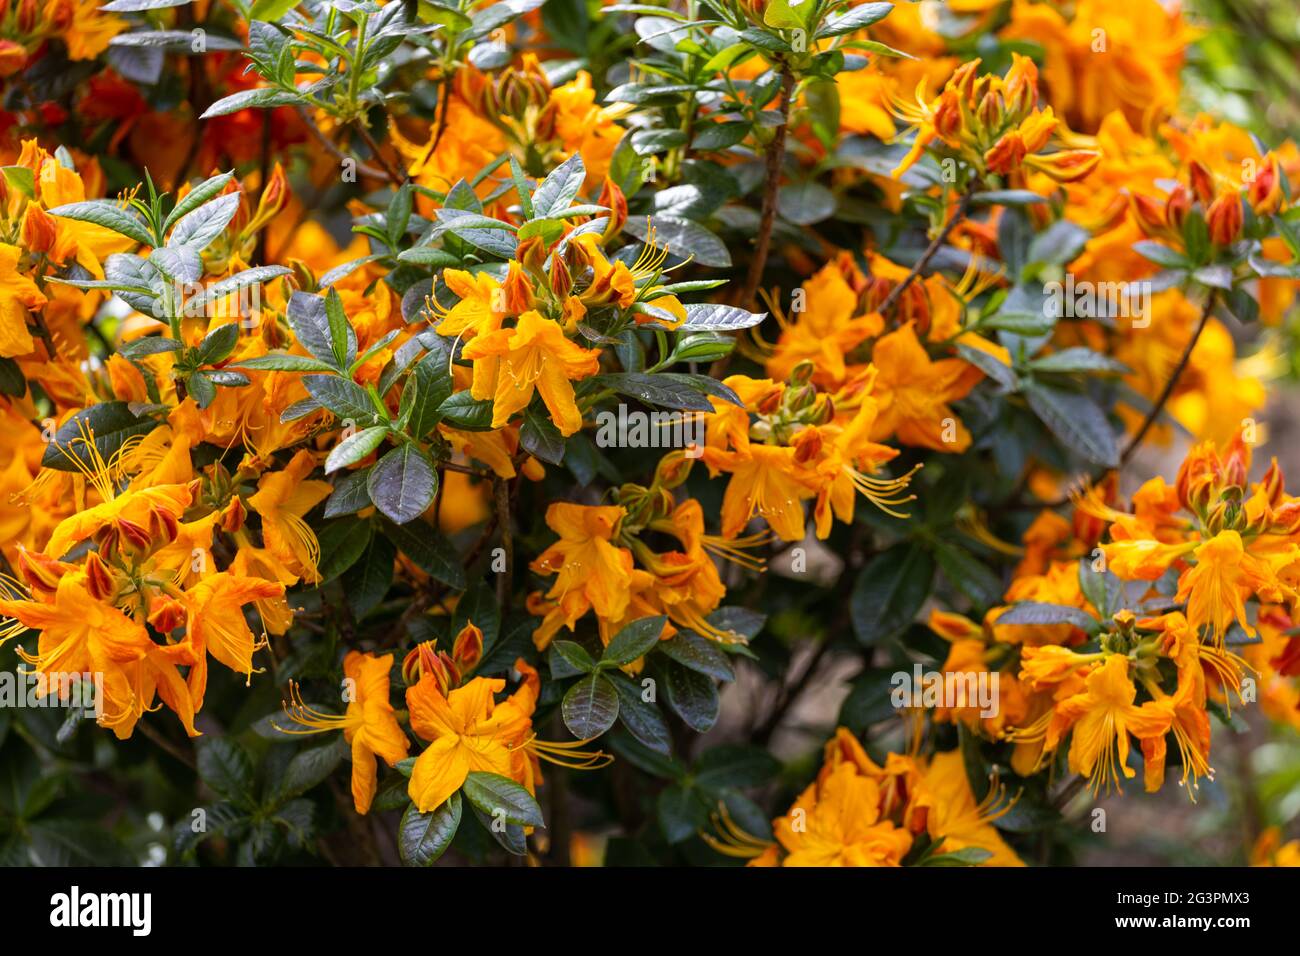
[295,107,394,182]
[877,190,973,315]
[355,121,409,185]
[1117,290,1217,467]
[738,62,796,309]
[137,721,196,770]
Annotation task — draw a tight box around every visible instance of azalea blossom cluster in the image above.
[0,0,1298,869]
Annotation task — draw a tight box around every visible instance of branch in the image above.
[738,62,796,309]
[295,107,395,183]
[1117,290,1217,466]
[877,190,973,315]
[355,121,409,185]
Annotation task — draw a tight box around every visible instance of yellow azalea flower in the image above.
[278,652,410,814]
[530,503,634,647]
[432,267,512,340]
[1102,537,1197,581]
[869,322,978,452]
[1046,654,1171,795]
[0,242,46,358]
[771,762,913,867]
[910,751,1024,866]
[404,674,531,812]
[1177,530,1280,645]
[765,258,883,389]
[180,572,285,710]
[713,443,818,543]
[805,395,916,536]
[0,571,195,739]
[38,421,194,560]
[247,449,333,584]
[460,310,600,436]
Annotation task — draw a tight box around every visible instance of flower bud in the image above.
[1206,193,1243,246]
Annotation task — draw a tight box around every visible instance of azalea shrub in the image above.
[1,0,1300,870]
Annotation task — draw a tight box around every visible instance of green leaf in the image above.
[693,745,779,792]
[235,353,338,373]
[934,542,1003,609]
[850,542,935,645]
[956,342,1017,390]
[519,404,564,465]
[161,172,234,233]
[46,200,153,247]
[305,375,383,425]
[40,402,160,473]
[169,191,239,251]
[815,1,893,37]
[561,673,620,739]
[437,390,495,430]
[550,640,597,676]
[325,425,388,473]
[1133,240,1189,269]
[623,215,731,268]
[762,0,811,30]
[275,740,346,802]
[196,738,254,805]
[195,322,239,366]
[1022,381,1119,468]
[342,531,396,618]
[324,288,352,371]
[381,519,466,589]
[1027,347,1128,376]
[594,372,716,411]
[778,181,837,225]
[200,87,304,119]
[399,792,462,866]
[289,291,356,369]
[657,784,706,843]
[657,630,734,681]
[315,517,374,581]
[996,601,1099,632]
[660,659,719,733]
[367,444,438,524]
[461,772,545,828]
[606,672,671,755]
[531,152,585,218]
[678,303,766,331]
[602,616,666,665]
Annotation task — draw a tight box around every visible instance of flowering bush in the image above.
[1,0,1299,869]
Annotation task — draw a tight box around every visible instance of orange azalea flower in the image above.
[869,322,978,452]
[529,503,634,647]
[180,572,285,710]
[246,449,333,584]
[1176,531,1280,645]
[405,673,532,812]
[769,762,914,867]
[1045,654,1171,795]
[278,652,410,814]
[712,443,818,543]
[0,571,195,739]
[460,310,600,436]
[0,242,46,357]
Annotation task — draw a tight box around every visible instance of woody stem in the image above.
[877,190,973,315]
[1118,290,1217,466]
[738,61,796,310]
